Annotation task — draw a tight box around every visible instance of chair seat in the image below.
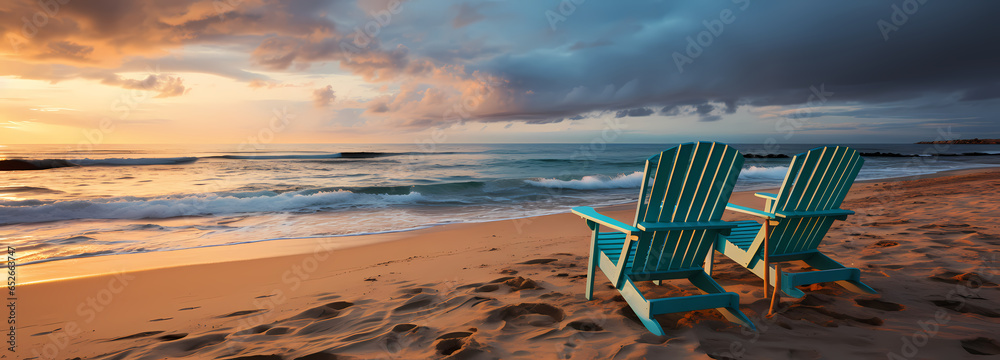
[596,232,638,269]
[722,220,762,251]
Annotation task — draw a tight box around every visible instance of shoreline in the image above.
[19,165,999,285]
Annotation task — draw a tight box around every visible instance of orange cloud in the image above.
[101,74,189,98]
[1,0,338,66]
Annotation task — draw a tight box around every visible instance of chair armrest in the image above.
[754,192,778,200]
[636,221,740,232]
[571,206,640,234]
[725,203,776,219]
[773,209,855,219]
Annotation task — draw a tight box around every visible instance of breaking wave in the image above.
[0,190,426,225]
[525,171,645,190]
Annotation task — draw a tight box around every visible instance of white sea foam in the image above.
[0,190,426,225]
[525,166,791,190]
[525,171,645,190]
[739,166,789,179]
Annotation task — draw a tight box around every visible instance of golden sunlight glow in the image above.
[0,121,88,144]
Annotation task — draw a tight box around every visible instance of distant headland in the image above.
[915,138,1000,145]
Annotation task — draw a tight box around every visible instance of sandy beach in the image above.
[19,168,1000,359]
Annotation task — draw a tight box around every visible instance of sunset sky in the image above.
[1,1,998,144]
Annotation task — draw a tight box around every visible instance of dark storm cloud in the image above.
[471,1,1000,124]
[615,107,654,118]
[962,83,1000,102]
[695,104,714,116]
[660,105,682,116]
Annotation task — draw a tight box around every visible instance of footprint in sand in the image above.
[456,282,483,290]
[961,337,1000,355]
[434,331,475,356]
[521,258,558,265]
[234,325,272,335]
[399,287,438,295]
[918,223,972,229]
[294,352,340,360]
[264,327,291,335]
[929,271,997,287]
[225,355,282,360]
[867,240,899,248]
[474,284,501,292]
[394,293,437,312]
[217,309,266,318]
[391,323,418,332]
[797,294,836,306]
[930,299,1000,317]
[540,292,565,299]
[785,306,884,326]
[109,331,164,341]
[487,303,565,327]
[289,301,354,320]
[861,219,910,226]
[854,298,905,311]
[327,301,353,310]
[158,333,187,341]
[778,295,885,326]
[437,331,474,340]
[31,329,61,336]
[566,320,604,331]
[156,333,227,352]
[504,276,540,291]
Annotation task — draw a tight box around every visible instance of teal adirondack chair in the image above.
[714,146,877,298]
[572,141,754,335]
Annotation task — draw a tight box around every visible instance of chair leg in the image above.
[586,229,600,300]
[634,310,666,336]
[620,278,665,336]
[718,300,756,330]
[779,271,807,298]
[801,252,877,295]
[585,268,596,300]
[836,279,878,295]
[688,272,756,330]
[703,241,715,276]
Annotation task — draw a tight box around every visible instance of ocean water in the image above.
[3,143,999,265]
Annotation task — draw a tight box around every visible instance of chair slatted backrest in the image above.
[630,142,744,273]
[768,146,864,255]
